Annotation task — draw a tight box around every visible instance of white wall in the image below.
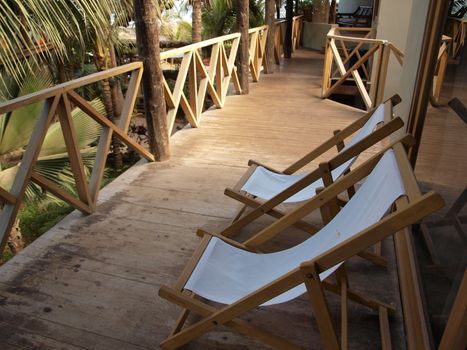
[375,0,413,99]
[393,0,430,136]
[338,0,373,14]
[303,22,333,50]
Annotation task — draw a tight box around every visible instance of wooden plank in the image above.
[57,93,91,207]
[0,95,60,251]
[0,49,408,350]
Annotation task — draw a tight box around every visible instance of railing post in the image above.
[369,43,384,107]
[321,38,333,97]
[374,42,391,106]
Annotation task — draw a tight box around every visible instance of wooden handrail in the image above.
[322,27,404,110]
[160,33,240,59]
[0,62,143,113]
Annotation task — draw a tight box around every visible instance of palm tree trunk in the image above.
[264,0,276,74]
[329,0,337,24]
[192,0,202,43]
[134,0,170,161]
[94,39,123,169]
[7,218,24,254]
[236,0,249,94]
[284,0,293,58]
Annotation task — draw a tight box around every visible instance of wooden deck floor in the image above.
[0,49,405,349]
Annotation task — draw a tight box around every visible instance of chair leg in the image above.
[231,203,249,224]
[301,264,341,350]
[378,306,392,350]
[170,308,191,335]
[159,285,304,350]
[338,271,349,350]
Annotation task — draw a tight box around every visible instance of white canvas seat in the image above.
[185,150,405,305]
[241,103,386,203]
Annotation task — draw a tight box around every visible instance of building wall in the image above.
[375,0,430,133]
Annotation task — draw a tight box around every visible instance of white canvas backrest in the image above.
[185,149,407,306]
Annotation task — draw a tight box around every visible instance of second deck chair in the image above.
[223,95,403,239]
[159,141,444,350]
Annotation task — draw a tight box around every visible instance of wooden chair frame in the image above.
[220,95,403,248]
[159,140,445,350]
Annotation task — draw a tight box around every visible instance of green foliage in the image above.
[177,21,193,42]
[0,66,53,154]
[202,0,265,38]
[18,201,74,244]
[0,0,134,85]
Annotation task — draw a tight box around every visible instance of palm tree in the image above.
[0,0,134,86]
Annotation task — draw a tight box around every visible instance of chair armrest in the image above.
[247,159,283,174]
[196,228,256,252]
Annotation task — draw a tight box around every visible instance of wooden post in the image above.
[329,0,337,24]
[264,0,276,74]
[284,0,294,58]
[236,0,250,94]
[134,0,170,161]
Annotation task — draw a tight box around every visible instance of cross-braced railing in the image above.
[292,15,304,52]
[447,17,466,58]
[273,16,303,65]
[0,62,152,250]
[161,25,271,136]
[0,27,277,250]
[161,33,242,135]
[322,27,404,110]
[248,25,268,82]
[274,20,286,64]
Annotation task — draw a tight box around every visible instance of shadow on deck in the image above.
[0,49,406,349]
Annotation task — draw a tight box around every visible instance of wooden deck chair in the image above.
[159,140,445,350]
[221,95,403,241]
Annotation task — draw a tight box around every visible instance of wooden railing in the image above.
[292,15,304,52]
[273,15,304,64]
[0,27,275,249]
[160,33,241,134]
[0,62,151,250]
[431,35,452,106]
[274,20,286,64]
[447,17,466,58]
[248,26,269,82]
[160,25,271,135]
[322,27,404,110]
